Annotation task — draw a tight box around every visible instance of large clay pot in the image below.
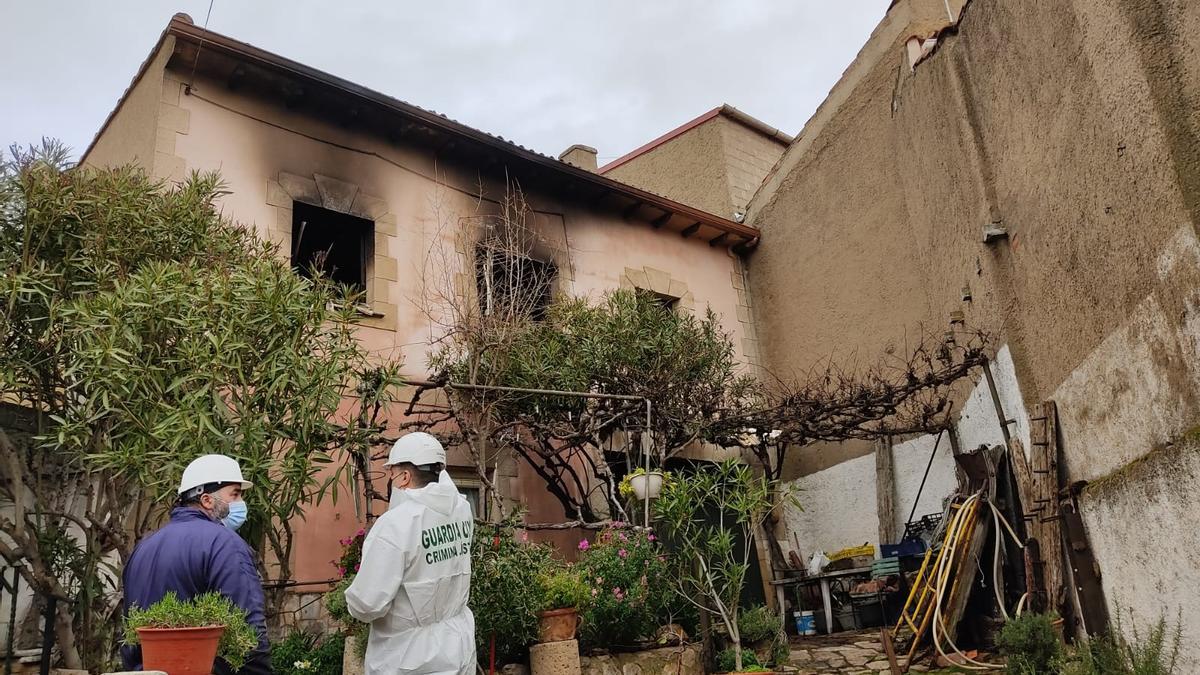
[138,625,225,675]
[536,607,582,643]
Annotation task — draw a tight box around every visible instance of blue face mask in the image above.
[221,500,248,531]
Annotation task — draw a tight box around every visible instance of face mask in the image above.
[221,500,249,531]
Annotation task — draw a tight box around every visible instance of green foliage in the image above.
[0,143,402,669]
[737,604,782,644]
[997,613,1063,675]
[436,289,742,430]
[770,637,789,668]
[122,592,259,670]
[736,605,787,666]
[539,568,589,611]
[576,526,679,649]
[270,630,344,675]
[655,460,782,671]
[323,576,368,658]
[429,288,750,521]
[716,647,760,672]
[1061,609,1183,675]
[469,527,556,663]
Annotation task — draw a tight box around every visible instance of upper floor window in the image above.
[474,249,555,322]
[638,288,680,313]
[291,201,374,293]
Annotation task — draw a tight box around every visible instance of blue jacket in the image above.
[121,507,269,670]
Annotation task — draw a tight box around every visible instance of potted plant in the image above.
[536,568,589,643]
[123,592,258,675]
[619,467,671,501]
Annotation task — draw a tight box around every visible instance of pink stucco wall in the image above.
[166,71,748,582]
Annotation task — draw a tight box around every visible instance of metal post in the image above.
[38,596,54,675]
[643,399,652,528]
[981,358,1014,455]
[4,568,18,675]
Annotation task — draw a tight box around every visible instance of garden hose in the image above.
[928,494,1030,670]
[930,493,997,670]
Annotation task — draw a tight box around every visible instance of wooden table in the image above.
[770,566,873,634]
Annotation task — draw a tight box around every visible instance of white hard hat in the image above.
[178,454,253,495]
[385,432,446,468]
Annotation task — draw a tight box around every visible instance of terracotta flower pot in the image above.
[536,607,582,643]
[138,625,225,675]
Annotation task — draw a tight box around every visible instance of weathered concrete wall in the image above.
[750,0,1200,664]
[604,118,733,218]
[82,37,174,176]
[1079,436,1200,658]
[604,114,786,219]
[718,118,786,215]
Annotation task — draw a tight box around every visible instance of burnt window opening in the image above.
[291,201,373,293]
[638,288,679,313]
[474,249,556,321]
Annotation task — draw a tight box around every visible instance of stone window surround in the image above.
[451,211,576,311]
[265,171,399,330]
[620,264,761,367]
[619,266,696,312]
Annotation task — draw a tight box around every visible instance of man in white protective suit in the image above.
[345,432,476,674]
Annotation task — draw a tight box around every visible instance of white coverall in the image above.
[346,472,476,674]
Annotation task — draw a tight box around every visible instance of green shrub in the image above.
[270,631,344,675]
[323,576,368,658]
[997,613,1063,675]
[576,526,678,649]
[470,528,556,664]
[737,605,782,644]
[540,568,589,611]
[1062,609,1183,675]
[716,647,760,672]
[123,592,259,671]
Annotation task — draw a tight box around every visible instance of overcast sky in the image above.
[1,1,885,163]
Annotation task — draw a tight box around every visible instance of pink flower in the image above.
[356,528,365,536]
[578,539,590,551]
[354,563,360,571]
[618,532,628,542]
[613,587,624,601]
[647,533,657,542]
[611,521,625,528]
[591,589,599,597]
[518,531,529,543]
[618,549,628,558]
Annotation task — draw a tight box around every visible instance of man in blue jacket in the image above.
[122,454,271,675]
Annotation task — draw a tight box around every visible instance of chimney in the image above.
[558,144,598,172]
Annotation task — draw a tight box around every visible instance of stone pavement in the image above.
[779,629,927,674]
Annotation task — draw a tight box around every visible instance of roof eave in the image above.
[163,19,758,244]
